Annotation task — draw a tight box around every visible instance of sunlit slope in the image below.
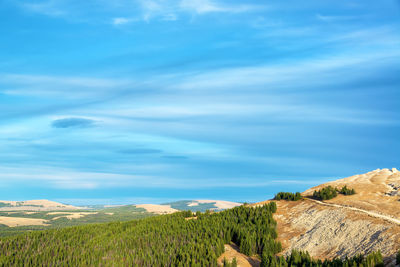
[163,200,241,212]
[257,168,400,264]
[0,200,78,211]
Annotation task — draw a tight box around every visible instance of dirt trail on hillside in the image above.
[273,199,400,265]
[307,198,400,225]
[267,168,400,264]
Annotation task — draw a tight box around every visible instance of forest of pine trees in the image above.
[0,201,391,266]
[313,185,356,200]
[338,185,356,195]
[397,250,400,265]
[274,192,303,201]
[222,257,237,267]
[261,249,384,267]
[0,203,280,266]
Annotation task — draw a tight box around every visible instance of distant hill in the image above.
[0,170,399,265]
[0,202,153,236]
[0,199,79,211]
[0,203,280,266]
[0,199,241,235]
[96,200,242,214]
[162,200,242,212]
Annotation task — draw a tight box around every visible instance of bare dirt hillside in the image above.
[217,244,260,267]
[188,200,241,210]
[256,168,400,265]
[0,199,79,211]
[0,216,49,227]
[135,204,178,214]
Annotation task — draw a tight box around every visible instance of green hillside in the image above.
[0,203,386,266]
[0,206,154,237]
[0,203,279,266]
[163,200,219,212]
[0,200,239,238]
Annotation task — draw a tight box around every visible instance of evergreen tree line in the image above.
[261,249,385,267]
[338,186,356,196]
[222,257,237,267]
[397,250,400,265]
[0,203,280,266]
[313,186,356,201]
[274,192,303,201]
[0,201,392,267]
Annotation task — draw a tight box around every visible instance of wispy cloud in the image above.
[51,117,97,128]
[19,0,67,17]
[14,0,265,23]
[180,0,224,14]
[0,165,331,190]
[179,0,261,14]
[0,166,165,189]
[0,73,135,99]
[112,17,132,25]
[118,148,163,154]
[326,26,400,47]
[162,13,178,21]
[174,50,400,92]
[0,73,129,88]
[316,14,360,22]
[2,0,400,203]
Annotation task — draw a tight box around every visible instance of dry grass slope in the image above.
[135,204,178,214]
[0,199,79,211]
[257,168,400,265]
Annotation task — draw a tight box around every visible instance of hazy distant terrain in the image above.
[0,169,399,265]
[0,199,240,237]
[163,200,241,212]
[0,205,152,237]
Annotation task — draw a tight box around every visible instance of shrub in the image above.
[313,185,356,200]
[274,192,302,201]
[313,186,338,200]
[396,250,400,265]
[338,185,356,195]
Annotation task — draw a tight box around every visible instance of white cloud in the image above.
[0,73,134,99]
[0,166,175,189]
[0,74,125,87]
[180,0,223,13]
[138,0,163,21]
[112,17,132,25]
[179,0,262,14]
[140,0,162,11]
[20,0,66,17]
[14,0,264,23]
[174,50,400,91]
[163,13,178,21]
[316,14,359,22]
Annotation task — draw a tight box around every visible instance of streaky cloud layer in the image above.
[0,0,399,203]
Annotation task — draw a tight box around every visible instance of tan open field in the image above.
[0,216,49,227]
[0,199,79,211]
[48,212,97,220]
[189,200,241,210]
[135,204,178,214]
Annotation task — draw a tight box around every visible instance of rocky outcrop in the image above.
[257,168,400,265]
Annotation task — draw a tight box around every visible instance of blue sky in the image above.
[0,0,399,205]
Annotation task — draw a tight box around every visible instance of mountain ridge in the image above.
[253,168,400,265]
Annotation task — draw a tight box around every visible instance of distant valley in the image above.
[1,169,399,266]
[0,199,241,236]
